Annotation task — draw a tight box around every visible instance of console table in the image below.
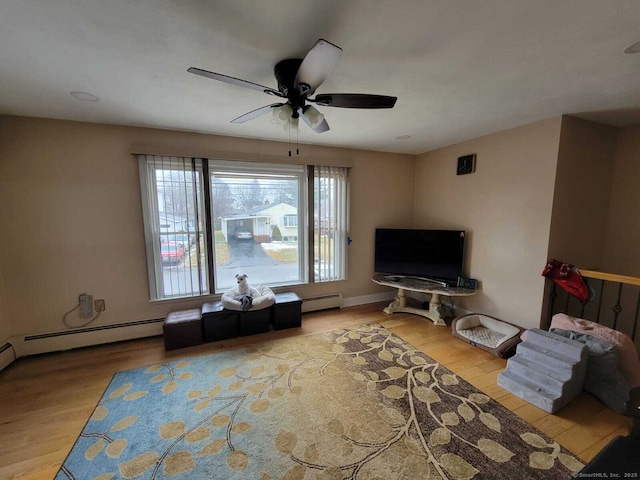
[372,273,476,326]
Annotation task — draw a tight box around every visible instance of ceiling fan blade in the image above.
[188,67,283,97]
[311,93,397,109]
[231,103,285,124]
[298,107,330,133]
[294,39,342,96]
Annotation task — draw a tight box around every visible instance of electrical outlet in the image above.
[95,299,106,312]
[79,293,93,318]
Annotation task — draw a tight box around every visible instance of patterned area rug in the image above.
[55,324,583,479]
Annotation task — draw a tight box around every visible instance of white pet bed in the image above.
[452,313,524,357]
[221,285,275,311]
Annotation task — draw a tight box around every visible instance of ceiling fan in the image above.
[187,39,397,134]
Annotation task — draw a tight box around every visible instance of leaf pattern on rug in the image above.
[55,324,583,479]
[145,361,192,396]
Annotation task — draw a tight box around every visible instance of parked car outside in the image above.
[161,233,191,249]
[161,242,186,265]
[235,230,253,241]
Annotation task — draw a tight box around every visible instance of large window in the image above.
[139,156,348,300]
[138,156,209,300]
[313,166,349,282]
[210,161,306,292]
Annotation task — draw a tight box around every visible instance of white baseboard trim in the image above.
[343,291,395,308]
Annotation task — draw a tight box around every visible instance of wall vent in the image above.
[302,293,344,313]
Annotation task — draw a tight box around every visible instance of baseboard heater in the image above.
[15,318,165,357]
[0,342,16,372]
[302,293,344,313]
[2,294,342,368]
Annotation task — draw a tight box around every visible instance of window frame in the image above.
[139,155,348,302]
[283,214,298,227]
[139,156,209,301]
[208,160,308,293]
[311,165,349,283]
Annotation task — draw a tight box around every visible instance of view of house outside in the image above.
[152,161,342,298]
[207,171,304,291]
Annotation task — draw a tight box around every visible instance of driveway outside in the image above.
[217,240,299,290]
[162,240,301,295]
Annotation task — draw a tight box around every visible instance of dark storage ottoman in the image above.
[202,302,238,342]
[272,292,303,330]
[163,309,203,350]
[239,308,271,336]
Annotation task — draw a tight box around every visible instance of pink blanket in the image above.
[551,313,640,387]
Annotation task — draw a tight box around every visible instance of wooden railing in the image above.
[546,269,640,346]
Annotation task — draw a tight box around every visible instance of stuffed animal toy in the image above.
[233,273,260,311]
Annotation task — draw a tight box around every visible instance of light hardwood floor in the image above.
[0,303,629,479]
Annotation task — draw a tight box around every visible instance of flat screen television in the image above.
[374,228,465,286]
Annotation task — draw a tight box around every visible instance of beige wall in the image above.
[547,116,618,269]
[0,116,415,339]
[0,268,9,342]
[348,151,416,296]
[2,113,635,346]
[603,125,640,275]
[413,117,563,329]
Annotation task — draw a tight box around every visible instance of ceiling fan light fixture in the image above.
[272,104,293,126]
[288,116,299,132]
[304,105,325,129]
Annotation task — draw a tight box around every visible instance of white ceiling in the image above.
[1,0,639,155]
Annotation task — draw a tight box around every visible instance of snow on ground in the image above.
[260,242,297,252]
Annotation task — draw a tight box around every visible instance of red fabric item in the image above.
[542,259,589,301]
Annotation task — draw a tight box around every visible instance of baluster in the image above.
[612,283,623,330]
[596,279,605,324]
[633,289,640,341]
[579,278,589,318]
[548,282,558,329]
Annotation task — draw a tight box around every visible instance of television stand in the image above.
[372,273,476,326]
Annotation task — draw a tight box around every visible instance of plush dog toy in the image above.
[233,273,260,311]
